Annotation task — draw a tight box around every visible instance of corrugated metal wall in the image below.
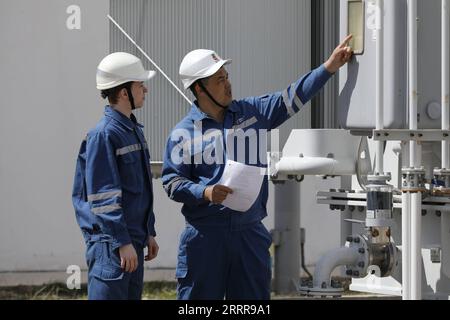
[110,0,312,160]
[311,0,340,129]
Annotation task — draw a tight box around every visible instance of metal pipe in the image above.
[410,192,422,299]
[401,192,411,300]
[409,0,419,169]
[313,247,360,289]
[273,181,301,294]
[275,157,339,176]
[405,0,422,300]
[443,0,450,169]
[375,0,385,175]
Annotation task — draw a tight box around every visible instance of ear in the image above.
[194,82,202,95]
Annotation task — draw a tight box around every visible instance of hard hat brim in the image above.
[183,59,232,90]
[96,70,157,90]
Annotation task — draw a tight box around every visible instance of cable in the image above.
[107,14,192,106]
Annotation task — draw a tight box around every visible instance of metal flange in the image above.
[345,234,370,278]
[401,167,427,193]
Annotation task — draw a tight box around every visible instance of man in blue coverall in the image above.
[162,35,353,300]
[72,52,159,300]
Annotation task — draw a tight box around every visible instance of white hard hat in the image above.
[96,52,156,90]
[179,49,232,90]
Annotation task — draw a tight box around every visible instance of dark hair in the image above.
[189,77,209,99]
[101,81,133,104]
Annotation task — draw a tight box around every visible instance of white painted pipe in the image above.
[274,181,301,294]
[375,0,385,175]
[401,192,411,300]
[443,0,450,169]
[409,0,419,169]
[313,247,360,289]
[410,192,422,300]
[275,157,336,175]
[275,157,356,176]
[406,0,422,300]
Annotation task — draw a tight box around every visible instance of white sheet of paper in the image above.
[218,160,265,212]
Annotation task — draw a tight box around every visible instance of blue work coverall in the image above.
[72,106,156,300]
[161,65,332,300]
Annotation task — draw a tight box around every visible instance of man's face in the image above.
[130,81,148,109]
[202,67,232,107]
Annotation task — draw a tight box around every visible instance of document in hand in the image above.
[218,160,265,212]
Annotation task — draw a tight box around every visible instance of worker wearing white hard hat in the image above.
[179,49,232,109]
[72,52,159,300]
[96,51,156,110]
[162,36,353,300]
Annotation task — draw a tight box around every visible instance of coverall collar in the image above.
[189,101,238,122]
[104,105,144,130]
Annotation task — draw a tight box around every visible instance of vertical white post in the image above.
[375,0,384,175]
[409,0,418,169]
[407,0,422,300]
[273,181,301,294]
[401,192,411,300]
[410,192,422,300]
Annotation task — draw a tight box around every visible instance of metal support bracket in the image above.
[268,152,305,182]
[373,129,450,142]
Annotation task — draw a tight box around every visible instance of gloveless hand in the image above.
[119,243,138,273]
[204,185,233,204]
[145,236,159,261]
[324,35,354,74]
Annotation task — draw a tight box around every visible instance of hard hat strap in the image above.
[125,86,136,110]
[197,80,228,110]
